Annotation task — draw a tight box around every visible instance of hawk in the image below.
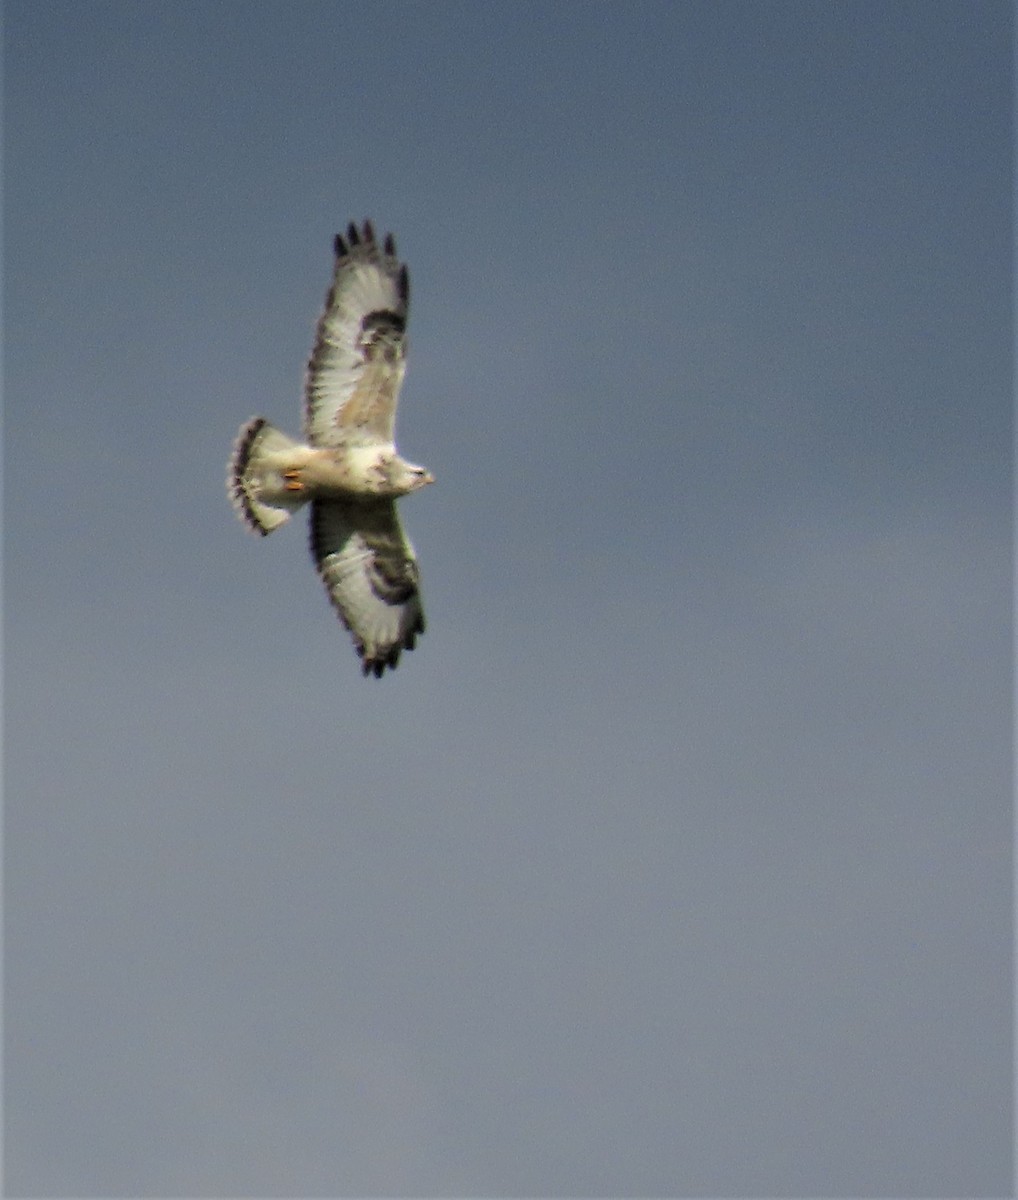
[227,221,433,677]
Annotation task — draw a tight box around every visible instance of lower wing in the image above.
[309,499,425,677]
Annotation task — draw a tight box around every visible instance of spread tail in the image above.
[227,417,309,535]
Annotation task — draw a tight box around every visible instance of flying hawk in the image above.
[227,221,433,677]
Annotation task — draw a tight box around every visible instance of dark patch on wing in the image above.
[358,309,406,365]
[361,309,406,337]
[367,555,420,607]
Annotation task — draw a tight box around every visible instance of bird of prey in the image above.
[227,221,433,677]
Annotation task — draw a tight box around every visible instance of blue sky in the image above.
[5,1,1012,1195]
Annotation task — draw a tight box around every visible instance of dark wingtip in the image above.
[384,232,396,257]
[362,219,375,244]
[347,220,360,245]
[360,652,384,678]
[334,232,348,258]
[359,643,407,678]
[398,264,409,303]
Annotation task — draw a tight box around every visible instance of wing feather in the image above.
[304,223,409,448]
[309,499,424,677]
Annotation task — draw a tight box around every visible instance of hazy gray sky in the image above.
[5,1,1012,1196]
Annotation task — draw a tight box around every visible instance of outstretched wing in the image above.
[304,221,409,448]
[309,499,425,678]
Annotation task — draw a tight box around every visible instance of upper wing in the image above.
[304,221,409,448]
[309,498,425,678]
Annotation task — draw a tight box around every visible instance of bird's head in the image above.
[394,458,435,494]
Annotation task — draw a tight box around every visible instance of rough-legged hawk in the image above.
[228,222,432,677]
